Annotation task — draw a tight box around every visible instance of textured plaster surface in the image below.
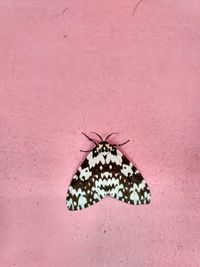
[1,1,200,266]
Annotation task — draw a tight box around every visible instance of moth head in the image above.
[92,141,117,157]
[80,132,129,155]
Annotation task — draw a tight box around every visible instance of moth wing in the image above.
[109,150,151,205]
[66,155,104,211]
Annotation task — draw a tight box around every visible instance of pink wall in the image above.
[1,1,200,266]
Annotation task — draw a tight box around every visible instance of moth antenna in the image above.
[105,132,119,141]
[112,139,130,147]
[81,132,97,145]
[80,149,92,153]
[90,132,103,141]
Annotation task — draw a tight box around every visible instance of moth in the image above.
[66,132,151,211]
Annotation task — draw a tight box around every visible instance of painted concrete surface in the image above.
[1,1,200,266]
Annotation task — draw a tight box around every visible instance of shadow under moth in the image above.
[66,132,151,211]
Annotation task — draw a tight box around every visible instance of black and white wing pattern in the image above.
[66,141,151,211]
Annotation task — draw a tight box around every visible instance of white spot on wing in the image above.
[121,164,133,177]
[130,191,139,204]
[79,166,92,181]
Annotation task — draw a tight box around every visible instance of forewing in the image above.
[66,155,104,211]
[109,152,151,205]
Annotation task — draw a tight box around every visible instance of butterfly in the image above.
[66,132,151,211]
